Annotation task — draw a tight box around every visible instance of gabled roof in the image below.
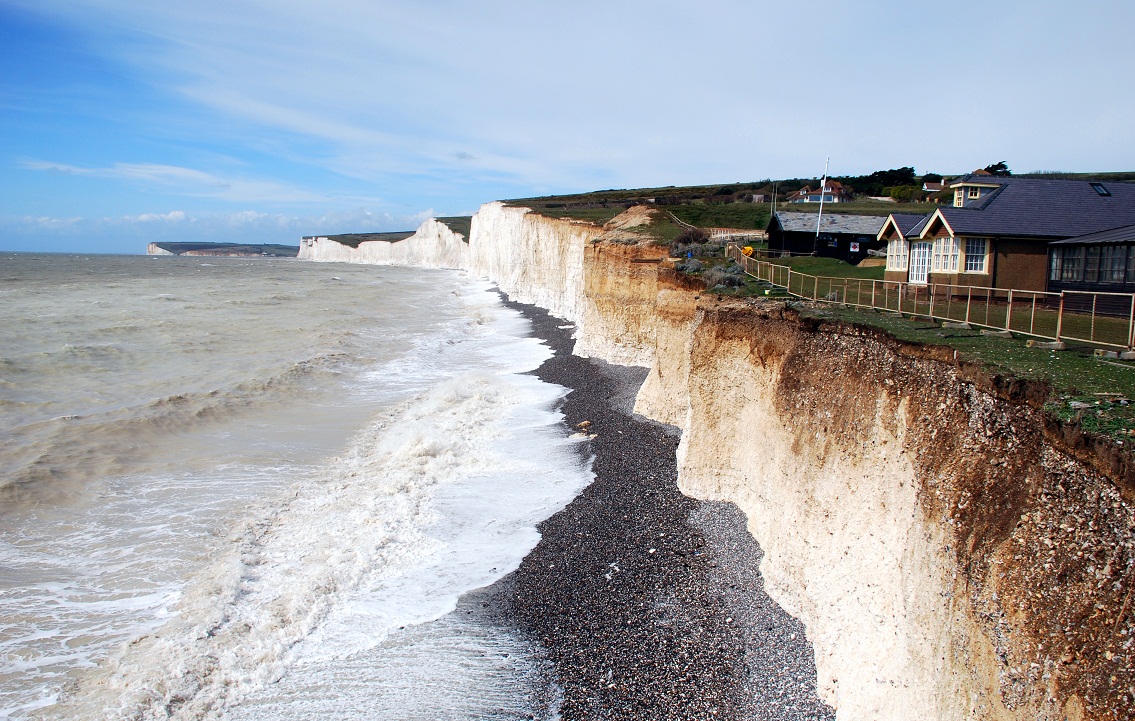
[773,211,886,235]
[877,213,929,241]
[1049,223,1135,246]
[921,177,1135,239]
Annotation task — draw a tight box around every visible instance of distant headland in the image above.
[146,242,299,257]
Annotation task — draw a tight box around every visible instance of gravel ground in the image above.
[471,296,835,721]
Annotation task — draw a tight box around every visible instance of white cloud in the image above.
[133,210,187,222]
[19,159,330,204]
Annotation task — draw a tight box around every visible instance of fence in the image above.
[727,245,1135,350]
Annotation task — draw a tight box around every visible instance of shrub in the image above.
[703,266,745,287]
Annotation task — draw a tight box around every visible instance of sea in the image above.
[0,253,592,720]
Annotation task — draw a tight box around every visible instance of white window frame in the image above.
[963,237,988,273]
[886,238,909,271]
[968,187,981,199]
[954,189,964,207]
[932,236,959,273]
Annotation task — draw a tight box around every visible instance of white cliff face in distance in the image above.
[299,218,471,269]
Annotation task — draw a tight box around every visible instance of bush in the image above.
[703,265,745,287]
[675,227,709,245]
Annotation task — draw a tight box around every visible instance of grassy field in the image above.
[513,205,626,224]
[663,203,771,230]
[762,256,886,280]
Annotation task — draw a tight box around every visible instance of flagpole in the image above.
[813,156,829,254]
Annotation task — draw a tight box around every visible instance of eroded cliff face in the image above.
[300,205,1134,720]
[662,303,1134,720]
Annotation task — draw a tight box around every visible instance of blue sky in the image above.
[2,0,1133,253]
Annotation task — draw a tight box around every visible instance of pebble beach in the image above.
[471,297,836,720]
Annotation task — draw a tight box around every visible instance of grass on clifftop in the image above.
[436,216,472,239]
[803,304,1135,441]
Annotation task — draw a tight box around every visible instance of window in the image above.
[886,239,909,271]
[1100,245,1125,283]
[1085,246,1101,282]
[1050,249,1063,281]
[932,236,959,273]
[1090,182,1111,197]
[1061,247,1084,281]
[1128,246,1135,283]
[954,190,964,207]
[964,237,988,273]
[968,187,981,199]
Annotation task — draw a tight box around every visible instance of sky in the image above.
[2,1,1133,253]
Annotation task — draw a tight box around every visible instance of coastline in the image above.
[473,295,835,720]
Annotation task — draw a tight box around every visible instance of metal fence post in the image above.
[1091,294,1098,341]
[1005,289,1013,331]
[1128,295,1135,350]
[1055,293,1065,343]
[965,286,972,325]
[929,283,936,320]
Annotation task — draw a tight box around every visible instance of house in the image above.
[921,180,945,202]
[786,180,851,204]
[1048,224,1135,294]
[752,193,769,203]
[879,175,1135,290]
[767,211,886,263]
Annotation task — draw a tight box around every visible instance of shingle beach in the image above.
[473,297,837,720]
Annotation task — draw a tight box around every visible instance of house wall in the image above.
[993,239,1048,291]
[928,271,994,289]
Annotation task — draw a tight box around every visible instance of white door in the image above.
[909,242,932,284]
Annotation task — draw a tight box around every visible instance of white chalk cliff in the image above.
[300,202,1134,721]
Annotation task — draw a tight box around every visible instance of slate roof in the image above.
[887,213,928,238]
[774,211,886,234]
[1049,223,1135,246]
[935,177,1135,239]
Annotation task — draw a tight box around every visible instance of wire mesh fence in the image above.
[728,245,1135,350]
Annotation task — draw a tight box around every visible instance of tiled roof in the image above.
[935,178,1135,238]
[775,211,886,234]
[1049,223,1135,246]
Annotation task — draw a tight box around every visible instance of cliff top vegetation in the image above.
[507,168,1135,234]
[311,231,415,248]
